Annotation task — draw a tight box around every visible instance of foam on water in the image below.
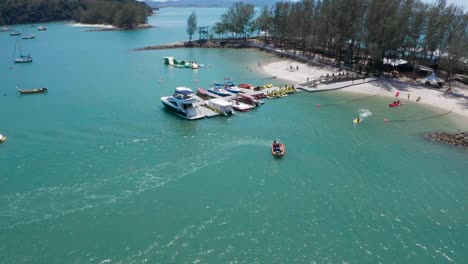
[358,108,372,120]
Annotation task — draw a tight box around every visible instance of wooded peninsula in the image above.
[0,0,152,28]
[208,0,467,78]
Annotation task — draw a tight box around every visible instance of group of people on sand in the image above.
[289,65,299,72]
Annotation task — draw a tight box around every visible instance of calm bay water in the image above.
[1,8,467,264]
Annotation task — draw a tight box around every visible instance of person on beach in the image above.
[407,93,410,100]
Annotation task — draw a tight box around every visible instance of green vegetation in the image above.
[0,0,152,28]
[213,0,467,75]
[213,2,256,39]
[186,11,197,42]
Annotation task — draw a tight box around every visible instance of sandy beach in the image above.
[261,60,468,119]
[69,23,116,29]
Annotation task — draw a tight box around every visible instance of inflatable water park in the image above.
[163,56,203,69]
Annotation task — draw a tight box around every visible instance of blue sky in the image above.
[422,0,466,8]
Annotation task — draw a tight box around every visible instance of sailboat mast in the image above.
[12,37,17,59]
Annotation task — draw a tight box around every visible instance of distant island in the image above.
[0,0,153,28]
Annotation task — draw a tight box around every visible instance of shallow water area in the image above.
[0,8,467,264]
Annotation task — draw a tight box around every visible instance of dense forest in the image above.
[0,0,152,27]
[143,0,274,8]
[213,0,468,76]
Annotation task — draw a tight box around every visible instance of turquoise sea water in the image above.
[1,8,467,264]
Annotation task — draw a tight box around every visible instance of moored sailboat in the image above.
[13,37,33,63]
[22,34,36,39]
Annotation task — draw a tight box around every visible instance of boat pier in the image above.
[183,77,379,119]
[193,85,296,118]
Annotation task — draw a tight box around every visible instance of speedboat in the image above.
[196,87,215,100]
[230,99,254,112]
[37,26,47,31]
[208,82,230,96]
[389,100,403,107]
[224,81,241,93]
[161,87,205,120]
[10,31,21,36]
[239,83,253,89]
[0,133,6,143]
[272,139,285,157]
[237,93,264,106]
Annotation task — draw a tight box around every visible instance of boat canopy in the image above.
[210,98,232,107]
[238,93,254,100]
[197,88,209,95]
[175,87,194,94]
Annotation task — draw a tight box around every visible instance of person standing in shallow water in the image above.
[408,93,410,100]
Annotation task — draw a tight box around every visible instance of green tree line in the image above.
[213,0,467,75]
[0,0,152,28]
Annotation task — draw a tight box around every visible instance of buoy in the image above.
[317,103,321,109]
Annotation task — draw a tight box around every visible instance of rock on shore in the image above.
[426,132,468,147]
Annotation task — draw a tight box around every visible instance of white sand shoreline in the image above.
[260,60,468,120]
[69,23,116,29]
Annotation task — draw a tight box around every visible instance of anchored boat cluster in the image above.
[161,82,298,120]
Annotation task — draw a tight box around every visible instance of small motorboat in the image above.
[0,134,6,143]
[10,31,21,36]
[230,100,254,112]
[224,81,241,93]
[37,26,47,31]
[17,87,48,94]
[239,83,253,89]
[208,82,231,96]
[389,100,403,107]
[196,87,215,99]
[22,34,36,39]
[272,140,285,157]
[237,93,263,106]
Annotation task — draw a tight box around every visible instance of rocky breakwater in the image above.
[134,39,254,51]
[426,132,468,147]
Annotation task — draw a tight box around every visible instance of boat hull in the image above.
[161,98,204,120]
[17,87,47,94]
[208,88,230,97]
[14,58,33,63]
